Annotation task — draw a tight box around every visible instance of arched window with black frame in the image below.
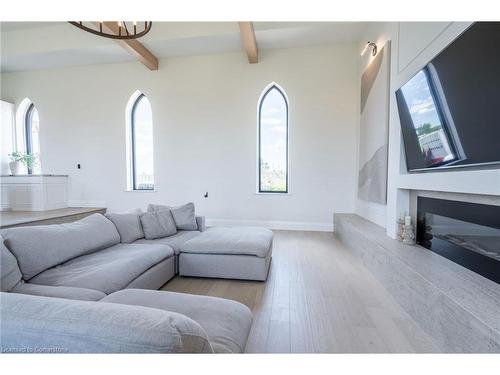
[258,83,289,193]
[128,93,154,190]
[24,102,40,174]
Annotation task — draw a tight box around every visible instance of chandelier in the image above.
[68,21,152,40]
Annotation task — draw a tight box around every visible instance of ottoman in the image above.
[178,227,273,281]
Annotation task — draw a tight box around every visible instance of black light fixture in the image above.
[68,21,152,40]
[360,41,378,57]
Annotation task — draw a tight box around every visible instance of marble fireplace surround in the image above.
[334,210,500,352]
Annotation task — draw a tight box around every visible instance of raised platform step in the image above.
[0,207,106,229]
[334,213,500,353]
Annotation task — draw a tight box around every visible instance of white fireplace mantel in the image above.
[0,175,68,211]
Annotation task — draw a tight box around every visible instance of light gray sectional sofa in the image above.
[0,202,275,353]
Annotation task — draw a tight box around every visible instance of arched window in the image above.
[126,92,154,190]
[24,102,40,174]
[258,83,288,193]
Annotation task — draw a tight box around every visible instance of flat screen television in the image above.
[396,22,500,172]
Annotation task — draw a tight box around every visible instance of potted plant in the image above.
[8,151,39,175]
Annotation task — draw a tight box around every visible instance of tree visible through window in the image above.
[258,84,288,193]
[25,103,40,174]
[130,94,154,190]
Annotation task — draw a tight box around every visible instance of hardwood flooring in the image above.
[162,230,440,353]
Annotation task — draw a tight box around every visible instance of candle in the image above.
[405,215,411,226]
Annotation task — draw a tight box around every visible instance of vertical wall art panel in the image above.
[358,42,390,204]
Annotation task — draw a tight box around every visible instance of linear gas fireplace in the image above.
[417,197,500,284]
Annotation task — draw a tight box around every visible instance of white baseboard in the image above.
[206,218,333,232]
[68,200,106,208]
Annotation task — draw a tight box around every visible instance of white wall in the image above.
[0,100,15,175]
[0,98,17,211]
[354,24,394,228]
[0,44,359,230]
[356,22,500,236]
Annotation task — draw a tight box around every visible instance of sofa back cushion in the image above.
[140,210,177,240]
[106,212,145,243]
[12,283,106,302]
[1,214,120,280]
[1,235,22,292]
[148,202,198,231]
[0,292,213,353]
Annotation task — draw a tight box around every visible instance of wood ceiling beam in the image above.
[95,22,159,70]
[238,22,258,64]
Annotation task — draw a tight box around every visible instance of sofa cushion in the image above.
[134,230,201,255]
[1,235,22,292]
[148,202,198,231]
[102,289,253,353]
[1,214,120,280]
[106,212,145,243]
[29,243,174,294]
[0,292,213,353]
[141,210,177,240]
[180,227,273,258]
[12,282,105,301]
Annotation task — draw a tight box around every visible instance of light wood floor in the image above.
[162,230,440,353]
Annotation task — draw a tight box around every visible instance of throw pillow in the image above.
[147,203,166,212]
[148,202,198,231]
[140,210,178,240]
[106,212,145,243]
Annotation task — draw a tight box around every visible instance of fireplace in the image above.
[417,197,500,284]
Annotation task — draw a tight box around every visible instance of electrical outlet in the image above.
[77,164,81,169]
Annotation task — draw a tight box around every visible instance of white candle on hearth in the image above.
[405,215,411,226]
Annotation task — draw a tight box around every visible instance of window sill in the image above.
[254,192,292,196]
[124,189,157,193]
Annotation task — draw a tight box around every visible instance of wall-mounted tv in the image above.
[396,22,500,172]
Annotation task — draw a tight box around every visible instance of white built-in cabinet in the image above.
[0,175,68,211]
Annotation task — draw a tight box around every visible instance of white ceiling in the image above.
[0,22,368,72]
[0,22,62,31]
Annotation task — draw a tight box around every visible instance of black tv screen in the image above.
[396,22,500,172]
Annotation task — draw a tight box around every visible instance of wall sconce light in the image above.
[361,41,378,57]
